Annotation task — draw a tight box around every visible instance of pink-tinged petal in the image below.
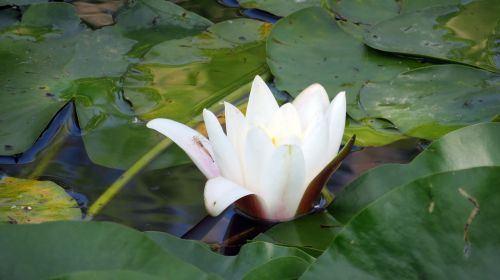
[224,102,246,156]
[300,115,329,186]
[259,145,306,221]
[292,83,329,132]
[267,103,302,145]
[203,109,244,185]
[147,118,219,178]
[246,75,279,126]
[204,177,254,216]
[326,91,346,159]
[243,127,275,194]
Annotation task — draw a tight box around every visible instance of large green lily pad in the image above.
[331,122,500,224]
[0,176,81,224]
[301,167,500,279]
[359,65,500,139]
[238,0,321,17]
[123,18,271,123]
[364,0,500,73]
[0,222,213,280]
[147,232,314,279]
[266,7,425,145]
[0,221,315,280]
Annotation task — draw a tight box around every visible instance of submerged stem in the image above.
[86,137,172,219]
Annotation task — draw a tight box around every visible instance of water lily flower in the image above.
[147,75,353,222]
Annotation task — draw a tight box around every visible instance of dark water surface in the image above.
[0,0,425,252]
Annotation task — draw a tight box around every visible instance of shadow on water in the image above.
[0,0,427,254]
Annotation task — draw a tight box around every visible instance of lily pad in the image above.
[0,1,227,169]
[113,0,212,57]
[359,64,500,139]
[327,0,464,26]
[254,211,343,257]
[331,122,500,224]
[0,0,47,6]
[123,18,271,123]
[364,0,500,73]
[238,0,321,17]
[266,7,425,145]
[301,167,500,279]
[0,176,80,224]
[0,221,315,279]
[146,232,314,279]
[0,221,213,280]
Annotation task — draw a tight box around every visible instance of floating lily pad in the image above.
[255,211,343,257]
[266,7,424,145]
[327,0,464,26]
[146,232,314,279]
[113,0,212,58]
[238,0,321,17]
[123,18,271,123]
[364,0,500,73]
[359,64,500,139]
[0,0,47,6]
[331,122,500,224]
[0,1,256,169]
[0,221,314,279]
[0,176,80,224]
[302,167,500,279]
[0,222,212,280]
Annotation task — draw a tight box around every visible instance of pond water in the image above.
[0,0,425,253]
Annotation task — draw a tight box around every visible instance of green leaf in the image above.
[0,221,213,280]
[124,18,271,123]
[0,176,81,224]
[238,0,321,17]
[0,0,47,6]
[266,7,425,145]
[364,0,500,73]
[0,2,264,170]
[146,231,314,279]
[254,211,343,257]
[49,270,164,280]
[359,65,500,139]
[331,122,500,224]
[343,118,408,147]
[114,0,212,57]
[301,167,500,279]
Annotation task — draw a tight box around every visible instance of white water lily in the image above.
[147,75,349,222]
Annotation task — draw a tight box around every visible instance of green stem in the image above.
[86,137,172,219]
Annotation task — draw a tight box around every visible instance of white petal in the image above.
[245,75,279,126]
[243,127,275,193]
[224,102,246,154]
[259,145,306,221]
[147,118,219,178]
[203,109,243,185]
[204,177,254,216]
[326,91,347,158]
[267,103,302,145]
[292,83,329,132]
[300,116,329,186]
